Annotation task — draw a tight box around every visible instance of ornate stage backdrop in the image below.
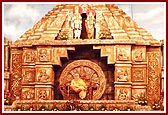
[3,4,164,112]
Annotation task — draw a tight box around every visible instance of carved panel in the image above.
[116,45,131,61]
[22,68,35,83]
[116,68,130,82]
[132,67,146,82]
[22,87,35,100]
[35,86,54,100]
[115,87,131,100]
[59,60,106,100]
[38,48,51,62]
[115,65,131,82]
[147,52,160,102]
[23,50,36,63]
[10,53,22,100]
[132,46,146,62]
[36,67,53,83]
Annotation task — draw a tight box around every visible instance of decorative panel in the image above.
[10,52,22,100]
[132,46,146,62]
[116,45,131,61]
[115,85,131,100]
[147,51,161,102]
[22,86,35,100]
[35,86,54,100]
[132,67,146,83]
[22,67,35,83]
[23,49,37,63]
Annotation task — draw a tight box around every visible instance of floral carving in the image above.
[11,54,22,100]
[147,52,160,102]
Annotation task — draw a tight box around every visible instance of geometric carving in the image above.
[132,46,146,62]
[59,60,106,100]
[147,52,160,102]
[116,45,131,61]
[23,50,36,63]
[22,87,35,100]
[38,49,50,62]
[132,68,145,82]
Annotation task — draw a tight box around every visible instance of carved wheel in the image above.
[59,60,106,100]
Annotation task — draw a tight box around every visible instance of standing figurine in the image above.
[71,6,82,39]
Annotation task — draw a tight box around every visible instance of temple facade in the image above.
[4,4,164,111]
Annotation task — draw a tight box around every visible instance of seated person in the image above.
[70,73,87,99]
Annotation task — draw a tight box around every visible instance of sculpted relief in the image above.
[118,89,128,100]
[23,50,36,63]
[117,47,130,61]
[39,49,50,62]
[37,69,50,83]
[132,46,146,62]
[22,88,35,100]
[22,69,35,83]
[116,68,129,82]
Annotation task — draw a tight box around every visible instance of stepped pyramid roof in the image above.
[13,4,160,47]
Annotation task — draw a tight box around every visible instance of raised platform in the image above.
[4,100,152,111]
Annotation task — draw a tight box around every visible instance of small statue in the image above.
[71,6,82,39]
[85,10,96,39]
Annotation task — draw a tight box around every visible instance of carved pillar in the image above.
[4,39,11,91]
[10,47,22,100]
[147,47,161,103]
